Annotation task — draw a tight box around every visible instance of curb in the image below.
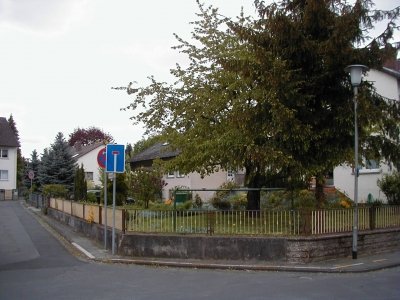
[93,257,400,273]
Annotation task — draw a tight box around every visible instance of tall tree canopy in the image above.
[125,0,400,209]
[68,126,114,147]
[38,132,77,191]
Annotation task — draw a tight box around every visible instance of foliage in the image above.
[68,126,113,147]
[38,132,77,192]
[210,182,239,210]
[106,173,129,206]
[325,190,353,208]
[86,192,98,203]
[378,171,400,205]
[230,193,247,210]
[265,189,317,209]
[42,184,68,198]
[193,194,203,208]
[130,166,166,208]
[74,164,87,201]
[24,150,41,191]
[124,0,400,210]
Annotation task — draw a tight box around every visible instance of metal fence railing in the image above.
[43,197,400,236]
[125,206,400,236]
[26,193,47,208]
[125,209,302,235]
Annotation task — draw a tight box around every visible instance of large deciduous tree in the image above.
[68,126,113,147]
[125,0,400,209]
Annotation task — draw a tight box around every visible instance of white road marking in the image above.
[372,259,388,263]
[72,242,95,259]
[331,262,364,270]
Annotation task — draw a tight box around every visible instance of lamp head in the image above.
[344,64,369,87]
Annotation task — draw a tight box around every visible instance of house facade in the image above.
[71,142,105,188]
[0,117,19,200]
[130,142,245,202]
[333,62,400,202]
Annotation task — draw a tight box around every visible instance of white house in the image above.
[334,61,400,202]
[130,142,245,202]
[71,142,105,188]
[0,117,19,200]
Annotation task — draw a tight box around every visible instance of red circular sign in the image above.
[28,170,35,180]
[97,147,106,169]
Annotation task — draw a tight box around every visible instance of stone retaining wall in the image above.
[48,208,400,263]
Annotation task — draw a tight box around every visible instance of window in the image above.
[176,171,185,178]
[167,171,175,178]
[365,159,379,170]
[0,149,8,158]
[85,172,94,181]
[0,170,8,181]
[358,157,381,174]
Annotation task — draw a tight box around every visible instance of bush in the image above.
[86,192,98,203]
[263,189,317,209]
[211,196,232,210]
[210,181,239,210]
[230,193,247,210]
[42,184,68,198]
[378,171,400,205]
[193,194,203,208]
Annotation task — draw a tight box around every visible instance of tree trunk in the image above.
[315,174,325,208]
[245,163,264,211]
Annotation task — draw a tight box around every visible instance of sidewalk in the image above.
[26,203,400,273]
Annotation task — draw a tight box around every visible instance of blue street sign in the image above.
[106,144,125,173]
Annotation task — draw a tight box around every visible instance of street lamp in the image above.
[344,64,368,259]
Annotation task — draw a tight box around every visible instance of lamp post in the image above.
[344,64,368,259]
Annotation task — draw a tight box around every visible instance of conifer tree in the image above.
[74,164,87,201]
[24,150,40,191]
[38,132,77,192]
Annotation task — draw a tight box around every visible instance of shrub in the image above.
[263,189,317,209]
[210,181,239,210]
[378,171,400,205]
[193,194,203,208]
[211,196,231,210]
[86,192,98,203]
[42,184,68,198]
[230,193,247,210]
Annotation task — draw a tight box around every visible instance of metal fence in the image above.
[125,205,400,236]
[43,195,400,236]
[26,193,47,208]
[125,209,301,235]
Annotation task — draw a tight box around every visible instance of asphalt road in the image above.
[1,201,399,300]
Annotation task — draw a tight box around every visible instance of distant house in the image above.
[71,141,104,188]
[0,117,19,200]
[334,62,400,202]
[130,142,245,201]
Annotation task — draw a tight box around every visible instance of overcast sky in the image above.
[0,0,398,158]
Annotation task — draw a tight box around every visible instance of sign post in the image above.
[97,147,107,250]
[28,170,34,204]
[105,144,125,255]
